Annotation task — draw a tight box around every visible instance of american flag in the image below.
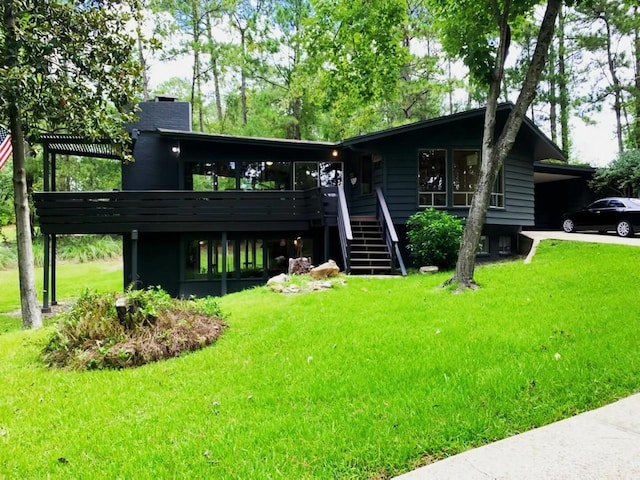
[0,125,12,171]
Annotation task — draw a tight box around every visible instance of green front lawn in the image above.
[0,259,122,332]
[1,240,639,478]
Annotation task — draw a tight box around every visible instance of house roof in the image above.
[156,128,338,150]
[534,161,595,184]
[38,104,565,163]
[342,103,567,162]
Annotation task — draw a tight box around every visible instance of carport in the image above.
[533,162,598,230]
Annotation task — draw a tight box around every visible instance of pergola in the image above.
[39,134,123,312]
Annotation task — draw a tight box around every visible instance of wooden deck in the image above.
[34,188,337,234]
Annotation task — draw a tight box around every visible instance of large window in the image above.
[452,150,481,206]
[419,149,447,206]
[451,150,504,208]
[185,238,264,280]
[289,162,344,190]
[241,161,290,190]
[188,162,237,191]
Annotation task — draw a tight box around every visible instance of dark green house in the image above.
[35,98,567,305]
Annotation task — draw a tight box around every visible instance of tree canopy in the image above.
[1,0,144,328]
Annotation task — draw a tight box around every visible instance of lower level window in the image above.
[185,238,264,279]
[499,235,512,255]
[477,235,489,255]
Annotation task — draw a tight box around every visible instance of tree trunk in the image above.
[452,0,562,288]
[558,6,570,156]
[631,0,640,149]
[4,2,42,328]
[548,37,558,145]
[204,11,224,123]
[600,13,624,153]
[136,17,150,102]
[240,28,248,125]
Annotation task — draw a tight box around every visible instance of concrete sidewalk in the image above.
[395,393,640,480]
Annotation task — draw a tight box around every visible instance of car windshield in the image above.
[628,198,640,208]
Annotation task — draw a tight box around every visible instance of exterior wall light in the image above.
[332,149,339,157]
[170,143,181,158]
[350,172,357,185]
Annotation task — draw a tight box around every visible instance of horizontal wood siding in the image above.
[345,123,535,227]
[34,190,326,234]
[486,154,534,226]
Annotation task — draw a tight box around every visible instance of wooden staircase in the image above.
[349,216,394,275]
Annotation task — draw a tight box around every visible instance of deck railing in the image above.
[34,189,325,234]
[336,185,353,273]
[375,188,407,276]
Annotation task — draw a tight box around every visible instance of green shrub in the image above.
[42,287,226,370]
[0,234,122,270]
[406,208,464,269]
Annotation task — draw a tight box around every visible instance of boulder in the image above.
[309,259,340,279]
[419,266,439,274]
[267,273,289,285]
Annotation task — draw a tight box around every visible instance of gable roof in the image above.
[341,102,566,162]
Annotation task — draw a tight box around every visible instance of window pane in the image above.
[294,163,319,190]
[188,162,237,191]
[241,162,290,190]
[267,238,290,274]
[452,150,480,206]
[215,162,237,191]
[185,239,208,279]
[419,149,446,206]
[239,239,264,278]
[320,162,343,186]
[499,235,512,254]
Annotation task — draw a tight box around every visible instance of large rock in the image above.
[419,266,439,274]
[309,259,340,279]
[267,273,289,285]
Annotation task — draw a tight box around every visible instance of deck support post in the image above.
[221,232,228,296]
[131,230,139,288]
[42,234,51,313]
[324,225,330,263]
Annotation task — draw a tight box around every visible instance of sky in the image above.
[147,59,620,169]
[570,111,618,167]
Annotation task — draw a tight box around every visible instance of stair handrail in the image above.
[337,185,353,273]
[375,188,407,276]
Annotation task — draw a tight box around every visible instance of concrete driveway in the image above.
[521,230,640,263]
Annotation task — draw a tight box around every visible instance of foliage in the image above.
[406,208,464,268]
[42,287,226,370]
[305,0,409,139]
[1,0,145,328]
[55,156,121,192]
[0,234,121,270]
[0,0,143,149]
[590,148,640,196]
[0,163,14,226]
[1,242,640,477]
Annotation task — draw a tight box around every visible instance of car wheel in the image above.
[616,220,633,237]
[562,218,575,233]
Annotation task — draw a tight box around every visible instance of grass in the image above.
[0,259,122,333]
[1,240,640,478]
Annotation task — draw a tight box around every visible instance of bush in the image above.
[42,287,227,370]
[406,208,464,269]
